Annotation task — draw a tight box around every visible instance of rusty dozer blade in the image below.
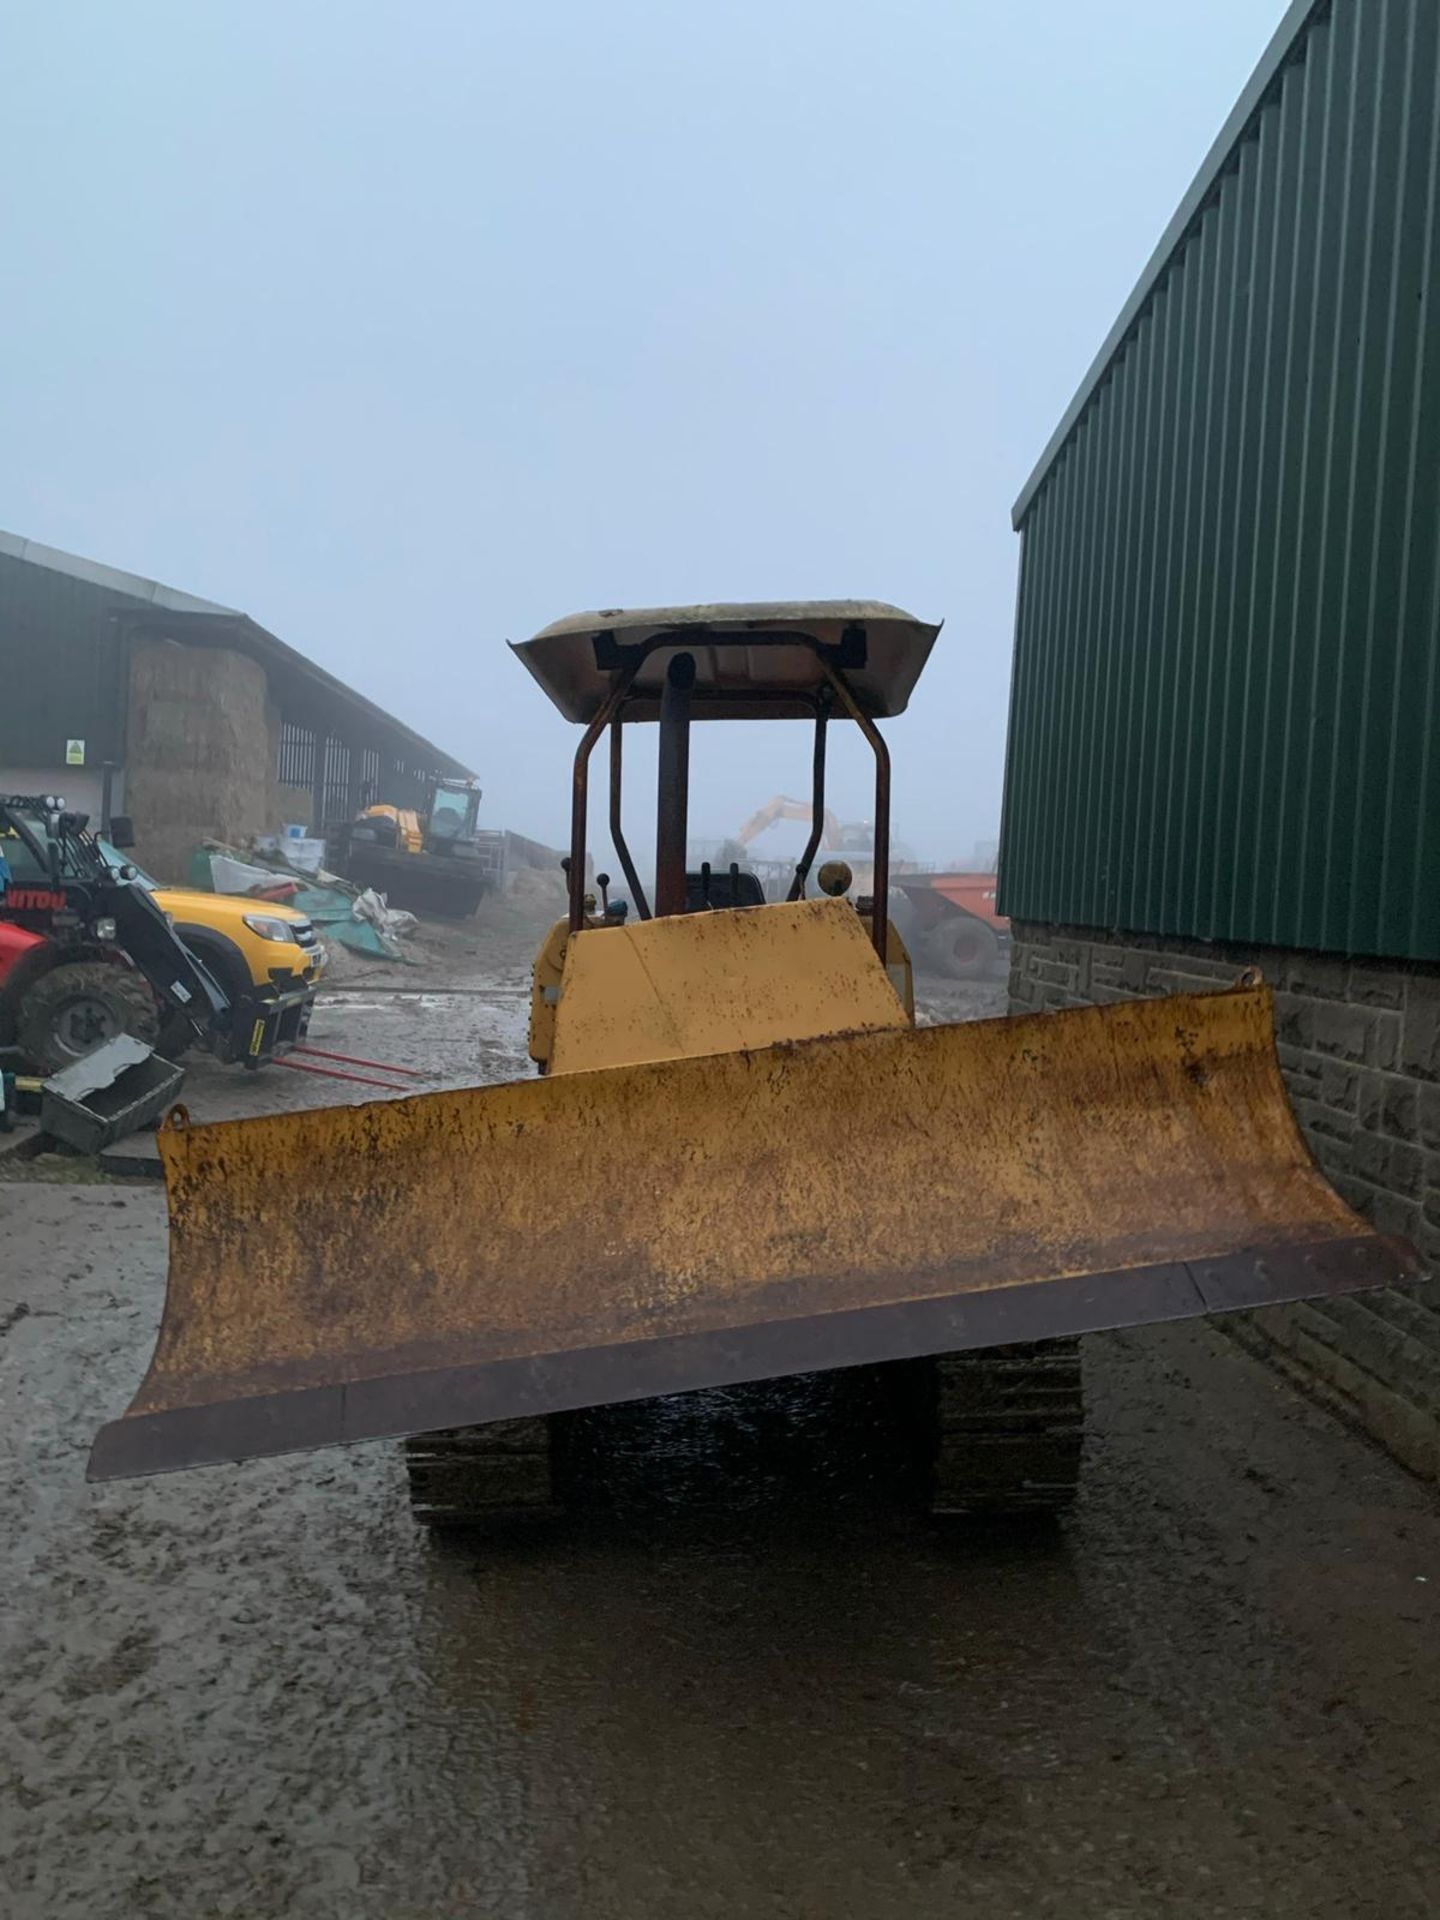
[90,985,1416,1480]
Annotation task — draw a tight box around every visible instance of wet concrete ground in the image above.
[3,910,1438,1916]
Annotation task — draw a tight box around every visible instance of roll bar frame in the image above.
[566,635,891,960]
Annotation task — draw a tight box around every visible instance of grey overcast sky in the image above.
[2,0,1286,866]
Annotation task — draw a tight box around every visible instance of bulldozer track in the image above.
[404,1417,559,1528]
[404,1345,1084,1529]
[929,1338,1084,1517]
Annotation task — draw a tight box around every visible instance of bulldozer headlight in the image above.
[92,916,118,942]
[243,913,299,944]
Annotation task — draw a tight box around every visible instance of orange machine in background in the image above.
[890,870,1009,980]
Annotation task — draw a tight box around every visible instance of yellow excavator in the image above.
[731,793,888,901]
[736,793,850,853]
[90,602,1416,1523]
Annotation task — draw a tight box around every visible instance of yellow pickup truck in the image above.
[98,840,326,1062]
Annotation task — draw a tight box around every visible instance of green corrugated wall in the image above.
[1000,0,1440,962]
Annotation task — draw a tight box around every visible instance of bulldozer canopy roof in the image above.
[511,601,941,722]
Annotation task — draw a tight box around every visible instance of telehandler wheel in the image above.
[16,961,160,1074]
[404,1417,560,1528]
[926,1338,1083,1517]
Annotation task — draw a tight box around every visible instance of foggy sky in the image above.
[2,1,1285,867]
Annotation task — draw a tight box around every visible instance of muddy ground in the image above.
[3,901,1439,1918]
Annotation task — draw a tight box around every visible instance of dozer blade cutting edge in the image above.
[89,983,1417,1481]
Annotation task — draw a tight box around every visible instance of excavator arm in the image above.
[735,795,843,849]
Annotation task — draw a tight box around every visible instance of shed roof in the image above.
[0,529,472,777]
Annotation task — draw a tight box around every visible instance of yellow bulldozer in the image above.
[90,602,1416,1523]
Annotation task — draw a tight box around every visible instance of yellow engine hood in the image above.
[154,885,309,930]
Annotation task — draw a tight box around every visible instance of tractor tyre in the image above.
[924,913,1000,981]
[16,962,160,1074]
[405,1418,561,1529]
[925,1338,1083,1517]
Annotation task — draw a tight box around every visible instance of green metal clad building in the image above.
[999,0,1440,1483]
[1000,0,1440,963]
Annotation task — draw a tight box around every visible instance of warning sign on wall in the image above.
[65,739,85,766]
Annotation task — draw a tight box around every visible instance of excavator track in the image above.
[404,1417,560,1529]
[927,1338,1084,1517]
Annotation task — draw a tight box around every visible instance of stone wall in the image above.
[125,641,278,882]
[1010,922,1440,1481]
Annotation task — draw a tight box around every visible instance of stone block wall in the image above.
[1010,922,1440,1481]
